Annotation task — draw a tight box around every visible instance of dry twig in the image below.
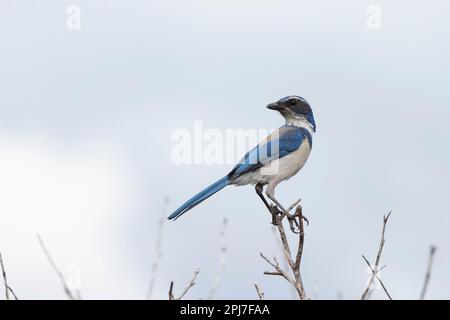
[362,255,392,300]
[361,212,391,300]
[254,282,264,300]
[0,252,18,300]
[420,245,437,300]
[260,201,308,299]
[37,235,76,300]
[270,225,296,299]
[169,269,200,300]
[168,281,175,300]
[208,218,228,299]
[0,252,10,300]
[147,197,170,299]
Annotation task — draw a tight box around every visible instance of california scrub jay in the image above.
[168,96,315,224]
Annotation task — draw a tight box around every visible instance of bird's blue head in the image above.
[267,95,316,132]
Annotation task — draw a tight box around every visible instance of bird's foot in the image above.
[269,204,282,226]
[269,203,309,233]
[285,215,309,233]
[269,206,301,233]
[285,205,309,233]
[301,214,309,226]
[287,216,300,234]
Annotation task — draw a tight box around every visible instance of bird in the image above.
[168,95,316,226]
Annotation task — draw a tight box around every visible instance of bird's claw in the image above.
[287,217,300,234]
[269,205,281,226]
[302,215,309,226]
[268,204,309,233]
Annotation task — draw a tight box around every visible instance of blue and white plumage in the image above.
[168,95,316,221]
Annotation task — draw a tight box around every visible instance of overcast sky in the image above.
[0,0,449,299]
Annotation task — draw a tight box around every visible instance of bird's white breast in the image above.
[231,139,311,186]
[263,138,311,183]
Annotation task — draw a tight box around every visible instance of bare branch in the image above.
[37,235,76,300]
[208,218,228,300]
[168,281,174,300]
[361,212,391,300]
[263,271,282,276]
[260,252,295,285]
[291,205,307,299]
[287,198,301,212]
[169,269,200,300]
[147,197,170,299]
[254,282,264,300]
[0,252,18,300]
[362,255,392,300]
[178,269,199,300]
[0,252,10,300]
[294,206,305,270]
[260,201,308,300]
[7,288,18,300]
[270,225,297,299]
[420,245,437,300]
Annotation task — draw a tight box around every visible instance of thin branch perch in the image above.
[208,218,228,299]
[147,197,170,299]
[361,212,391,300]
[0,252,18,300]
[420,245,437,300]
[168,269,200,300]
[168,281,175,300]
[362,255,392,300]
[260,200,308,299]
[254,282,264,300]
[37,235,76,300]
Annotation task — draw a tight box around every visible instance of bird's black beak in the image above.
[266,102,281,110]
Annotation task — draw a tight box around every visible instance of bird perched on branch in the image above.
[168,96,316,227]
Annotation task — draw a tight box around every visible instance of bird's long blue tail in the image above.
[168,176,230,220]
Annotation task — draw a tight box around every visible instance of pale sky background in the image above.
[0,0,449,299]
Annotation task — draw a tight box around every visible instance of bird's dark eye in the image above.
[289,99,297,106]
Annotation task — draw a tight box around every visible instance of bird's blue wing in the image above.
[228,126,311,179]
